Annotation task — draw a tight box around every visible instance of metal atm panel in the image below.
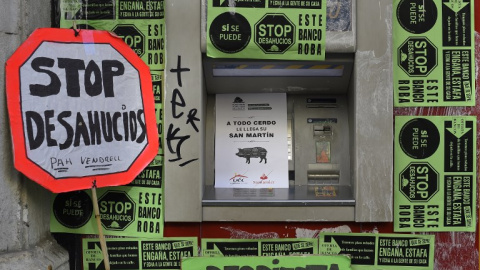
[202,54,355,213]
[164,0,393,222]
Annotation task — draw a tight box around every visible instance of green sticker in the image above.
[60,20,165,73]
[319,232,435,269]
[52,0,165,238]
[201,238,318,257]
[51,185,164,237]
[393,0,475,106]
[182,255,351,270]
[58,0,165,104]
[394,116,476,231]
[207,0,326,60]
[82,237,197,270]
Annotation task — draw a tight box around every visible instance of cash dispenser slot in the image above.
[202,54,355,209]
[306,98,337,108]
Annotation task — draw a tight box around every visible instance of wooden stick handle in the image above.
[91,185,111,270]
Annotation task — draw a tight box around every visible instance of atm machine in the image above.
[164,0,393,222]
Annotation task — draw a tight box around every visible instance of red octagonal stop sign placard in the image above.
[6,28,158,193]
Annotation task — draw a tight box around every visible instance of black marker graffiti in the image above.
[26,57,146,151]
[166,55,200,167]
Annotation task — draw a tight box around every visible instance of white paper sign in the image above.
[215,93,289,188]
[20,42,147,179]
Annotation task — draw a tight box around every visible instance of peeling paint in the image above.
[22,205,28,224]
[475,31,479,85]
[361,226,379,234]
[294,228,320,238]
[221,227,279,239]
[294,225,353,239]
[434,232,478,270]
[320,225,352,233]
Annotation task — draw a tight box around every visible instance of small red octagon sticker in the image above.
[6,28,158,193]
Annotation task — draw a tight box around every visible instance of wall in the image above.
[0,0,69,269]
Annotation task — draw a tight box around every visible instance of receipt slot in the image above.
[164,0,393,222]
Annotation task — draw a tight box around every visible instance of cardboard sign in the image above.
[319,233,435,269]
[5,28,158,192]
[58,0,165,107]
[394,116,476,231]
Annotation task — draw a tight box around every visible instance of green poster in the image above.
[182,255,351,270]
[82,237,197,269]
[58,0,165,153]
[207,0,326,60]
[319,233,435,270]
[58,0,165,104]
[394,116,476,231]
[202,238,318,256]
[52,0,165,238]
[393,0,475,106]
[51,184,163,237]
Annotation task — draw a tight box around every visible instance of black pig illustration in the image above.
[236,147,267,164]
